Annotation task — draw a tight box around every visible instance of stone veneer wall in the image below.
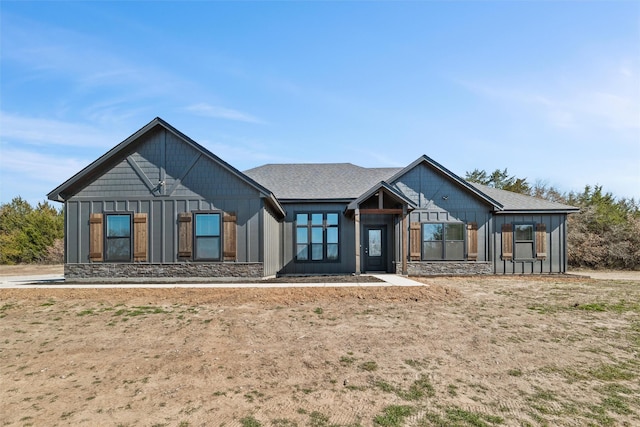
[65,263,264,280]
[403,261,493,276]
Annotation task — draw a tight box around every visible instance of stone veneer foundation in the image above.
[403,261,492,276]
[65,262,264,281]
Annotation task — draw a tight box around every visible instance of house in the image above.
[47,117,579,280]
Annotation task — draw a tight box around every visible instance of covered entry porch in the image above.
[346,183,415,274]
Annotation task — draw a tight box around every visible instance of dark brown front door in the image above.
[364,226,386,272]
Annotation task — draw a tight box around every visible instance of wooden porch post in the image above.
[401,206,408,275]
[354,208,361,274]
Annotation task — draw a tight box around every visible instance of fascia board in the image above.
[495,208,580,215]
[279,198,355,204]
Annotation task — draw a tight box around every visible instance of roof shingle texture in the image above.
[244,163,401,200]
[466,182,578,211]
[244,162,578,212]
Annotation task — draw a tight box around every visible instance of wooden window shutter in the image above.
[467,222,478,261]
[223,212,237,261]
[133,213,148,262]
[89,213,103,262]
[178,212,193,258]
[501,223,513,261]
[409,222,421,261]
[536,223,547,260]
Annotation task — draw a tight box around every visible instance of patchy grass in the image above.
[340,355,356,366]
[374,405,413,427]
[358,361,378,372]
[240,416,262,427]
[1,276,639,426]
[589,362,636,381]
[444,407,504,426]
[374,375,435,401]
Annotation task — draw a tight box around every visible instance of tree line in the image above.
[0,197,64,264]
[1,171,639,269]
[466,168,640,270]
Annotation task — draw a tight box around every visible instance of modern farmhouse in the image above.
[48,117,578,280]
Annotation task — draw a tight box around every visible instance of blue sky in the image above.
[1,1,638,206]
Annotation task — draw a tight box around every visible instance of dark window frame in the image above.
[421,222,466,261]
[294,212,340,263]
[513,222,535,260]
[193,211,223,262]
[104,212,133,263]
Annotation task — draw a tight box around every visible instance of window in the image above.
[296,212,339,262]
[422,223,465,261]
[195,213,221,260]
[105,214,132,262]
[514,224,534,259]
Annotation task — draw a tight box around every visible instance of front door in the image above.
[364,226,386,272]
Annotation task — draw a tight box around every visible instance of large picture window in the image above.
[514,224,534,260]
[296,212,339,262]
[195,213,221,261]
[105,214,132,262]
[422,223,465,261]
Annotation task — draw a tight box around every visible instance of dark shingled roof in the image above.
[245,162,578,213]
[244,163,401,200]
[467,182,579,213]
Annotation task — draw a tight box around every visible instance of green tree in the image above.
[0,197,64,264]
[531,180,567,203]
[466,168,640,270]
[465,168,530,195]
[566,186,640,269]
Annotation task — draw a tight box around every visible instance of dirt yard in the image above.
[1,272,639,426]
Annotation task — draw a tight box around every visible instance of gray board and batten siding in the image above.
[389,161,494,265]
[465,182,575,274]
[49,117,579,279]
[50,119,284,279]
[492,214,569,274]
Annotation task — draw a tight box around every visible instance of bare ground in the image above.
[0,265,64,276]
[1,272,639,426]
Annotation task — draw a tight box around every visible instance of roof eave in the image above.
[278,198,355,204]
[47,192,65,203]
[496,208,580,215]
[264,193,287,218]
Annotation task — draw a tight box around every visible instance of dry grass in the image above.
[1,275,639,426]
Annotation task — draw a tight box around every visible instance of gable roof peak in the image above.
[384,155,504,209]
[47,117,285,217]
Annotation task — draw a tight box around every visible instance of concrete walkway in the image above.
[0,273,426,289]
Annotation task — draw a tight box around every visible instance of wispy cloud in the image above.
[1,13,196,120]
[0,111,118,148]
[0,146,92,204]
[459,58,640,134]
[186,103,268,125]
[0,147,88,185]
